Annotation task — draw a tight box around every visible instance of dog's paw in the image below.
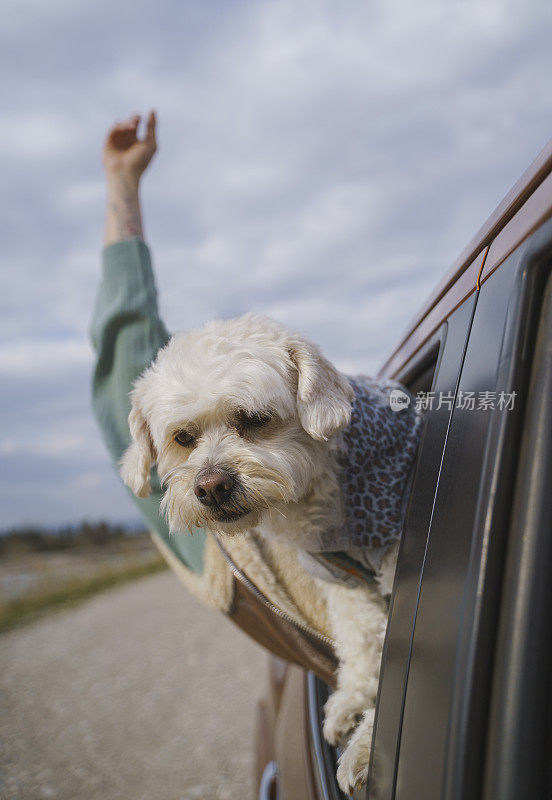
[323,689,365,746]
[337,749,370,796]
[336,708,374,795]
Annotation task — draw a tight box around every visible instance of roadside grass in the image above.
[0,556,168,634]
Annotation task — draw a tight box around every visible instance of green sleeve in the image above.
[89,237,205,574]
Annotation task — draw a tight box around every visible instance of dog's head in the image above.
[119,313,353,536]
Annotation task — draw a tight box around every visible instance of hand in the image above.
[102,111,157,183]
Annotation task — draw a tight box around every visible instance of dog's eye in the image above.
[174,431,195,447]
[235,410,271,435]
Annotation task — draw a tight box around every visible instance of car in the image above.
[252,137,552,800]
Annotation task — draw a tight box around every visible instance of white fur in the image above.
[120,313,397,794]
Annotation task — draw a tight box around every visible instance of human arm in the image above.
[90,112,205,572]
[103,111,157,245]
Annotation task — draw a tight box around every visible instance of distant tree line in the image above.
[0,521,150,556]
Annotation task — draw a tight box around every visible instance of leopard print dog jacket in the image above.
[298,376,423,584]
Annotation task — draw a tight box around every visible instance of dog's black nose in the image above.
[194,469,235,506]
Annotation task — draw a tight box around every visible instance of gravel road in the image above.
[0,570,268,800]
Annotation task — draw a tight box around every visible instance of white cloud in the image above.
[1,0,552,525]
[57,180,105,212]
[0,112,82,159]
[71,470,104,489]
[0,338,93,378]
[0,433,86,457]
[0,0,109,36]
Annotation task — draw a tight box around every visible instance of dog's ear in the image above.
[119,394,156,499]
[288,335,354,441]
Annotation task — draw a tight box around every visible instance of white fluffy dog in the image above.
[120,312,415,793]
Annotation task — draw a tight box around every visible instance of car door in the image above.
[372,215,552,798]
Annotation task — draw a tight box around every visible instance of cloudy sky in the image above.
[1,0,551,529]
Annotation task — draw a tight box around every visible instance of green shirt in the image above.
[89,237,205,574]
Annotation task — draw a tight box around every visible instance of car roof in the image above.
[378,137,552,379]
